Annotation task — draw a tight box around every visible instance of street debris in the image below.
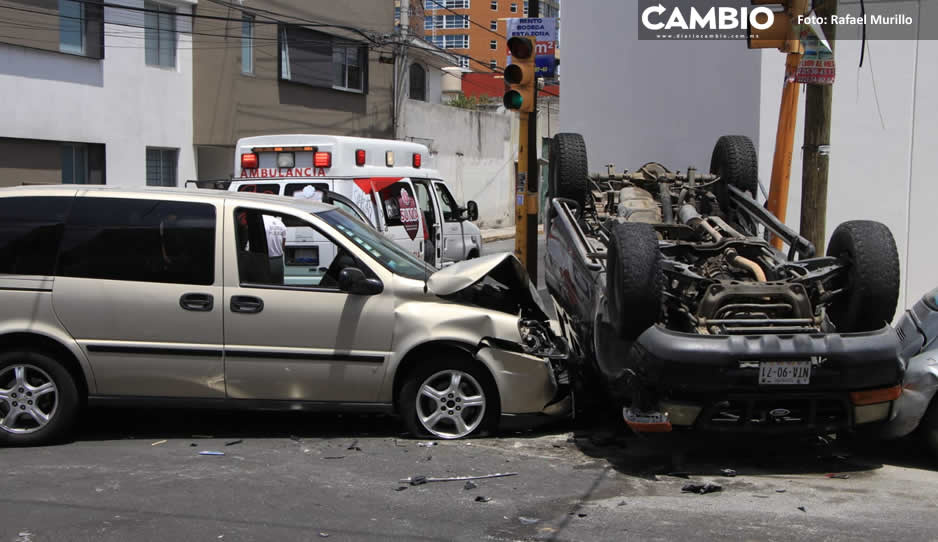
[617,501,627,506]
[518,517,540,525]
[720,469,737,477]
[776,489,787,493]
[464,481,478,490]
[825,473,850,479]
[318,532,329,538]
[475,496,492,503]
[192,435,214,439]
[199,451,225,456]
[666,472,690,479]
[225,440,243,447]
[400,472,518,485]
[151,440,167,446]
[578,513,588,518]
[417,442,437,448]
[409,476,428,486]
[324,456,345,460]
[190,443,197,447]
[347,440,362,451]
[681,482,723,495]
[289,435,302,442]
[798,506,806,513]
[394,486,408,492]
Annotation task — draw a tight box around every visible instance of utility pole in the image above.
[800,0,836,253]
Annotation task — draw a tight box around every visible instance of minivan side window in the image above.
[0,196,72,276]
[57,197,216,286]
[237,184,280,195]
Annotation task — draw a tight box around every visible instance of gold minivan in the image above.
[0,186,570,446]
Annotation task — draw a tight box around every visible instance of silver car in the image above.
[0,186,570,446]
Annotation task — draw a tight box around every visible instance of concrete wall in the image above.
[759,0,935,309]
[398,99,515,228]
[559,0,762,173]
[0,0,197,186]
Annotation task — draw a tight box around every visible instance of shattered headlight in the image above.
[519,319,568,359]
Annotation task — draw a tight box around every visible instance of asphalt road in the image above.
[3,409,938,542]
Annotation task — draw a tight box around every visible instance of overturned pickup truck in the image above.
[545,133,906,436]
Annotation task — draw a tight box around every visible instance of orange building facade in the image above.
[420,0,558,73]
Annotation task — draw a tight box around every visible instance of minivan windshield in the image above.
[316,208,434,281]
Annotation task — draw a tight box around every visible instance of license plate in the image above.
[759,361,811,385]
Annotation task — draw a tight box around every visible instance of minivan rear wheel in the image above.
[399,358,499,439]
[0,350,79,446]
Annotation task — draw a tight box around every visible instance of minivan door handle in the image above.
[179,293,214,312]
[230,295,264,314]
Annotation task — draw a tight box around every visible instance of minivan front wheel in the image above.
[399,359,499,439]
[0,350,79,446]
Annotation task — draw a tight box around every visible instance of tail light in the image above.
[355,149,366,166]
[412,153,422,168]
[850,385,902,405]
[240,153,258,169]
[313,152,332,168]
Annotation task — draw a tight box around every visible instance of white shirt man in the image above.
[263,214,287,283]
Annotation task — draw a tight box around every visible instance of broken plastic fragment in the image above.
[825,473,850,479]
[720,469,737,477]
[475,496,491,503]
[199,451,225,456]
[464,481,478,490]
[519,517,540,525]
[225,440,243,447]
[410,475,428,486]
[417,442,438,448]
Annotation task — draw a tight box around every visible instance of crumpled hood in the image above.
[427,252,549,320]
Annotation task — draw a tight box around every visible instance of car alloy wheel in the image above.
[415,369,486,439]
[0,364,58,435]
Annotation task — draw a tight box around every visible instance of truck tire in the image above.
[826,220,900,332]
[605,222,663,340]
[710,135,759,209]
[549,133,589,212]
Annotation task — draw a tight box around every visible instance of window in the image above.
[0,197,72,277]
[432,34,469,49]
[433,182,460,222]
[146,148,178,187]
[409,63,427,101]
[234,208,366,289]
[280,25,368,93]
[489,59,497,70]
[490,0,497,10]
[425,15,469,29]
[524,0,528,14]
[237,184,280,195]
[285,183,329,198]
[318,209,433,281]
[144,1,176,68]
[59,0,84,54]
[489,39,497,50]
[58,198,216,286]
[490,19,497,30]
[333,45,364,91]
[62,143,105,185]
[424,0,469,9]
[377,181,420,230]
[510,2,518,13]
[241,15,254,75]
[456,56,470,69]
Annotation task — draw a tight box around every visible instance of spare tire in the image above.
[710,135,759,213]
[826,220,901,332]
[549,133,589,212]
[605,222,663,340]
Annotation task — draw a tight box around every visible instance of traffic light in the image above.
[748,0,810,52]
[503,36,536,113]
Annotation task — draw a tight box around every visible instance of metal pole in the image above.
[525,0,540,284]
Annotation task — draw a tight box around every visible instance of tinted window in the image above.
[58,198,215,285]
[285,183,329,199]
[237,183,280,195]
[0,196,72,276]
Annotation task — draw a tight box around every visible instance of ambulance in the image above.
[230,135,482,270]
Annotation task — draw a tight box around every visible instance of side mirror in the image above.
[466,200,479,222]
[338,267,383,295]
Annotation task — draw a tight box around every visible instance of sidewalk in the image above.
[480,224,544,242]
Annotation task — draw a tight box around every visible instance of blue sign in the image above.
[507,17,557,79]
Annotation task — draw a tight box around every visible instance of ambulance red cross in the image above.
[229,135,482,269]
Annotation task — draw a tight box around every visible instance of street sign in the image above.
[506,17,557,78]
